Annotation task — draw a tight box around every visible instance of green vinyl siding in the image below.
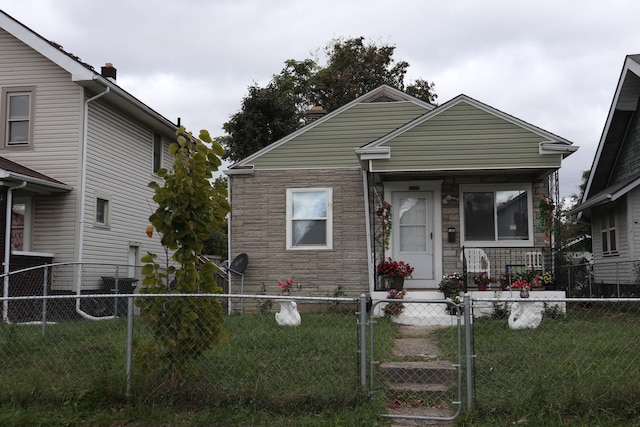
[250,102,428,169]
[371,102,562,172]
[610,100,640,184]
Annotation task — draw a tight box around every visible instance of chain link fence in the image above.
[0,263,369,413]
[369,299,463,423]
[4,262,640,423]
[468,295,640,423]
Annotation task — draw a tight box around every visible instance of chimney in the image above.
[305,105,327,125]
[101,62,117,81]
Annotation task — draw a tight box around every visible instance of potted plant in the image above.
[474,272,491,291]
[439,273,464,315]
[382,289,406,317]
[439,273,463,299]
[508,270,543,298]
[377,257,414,290]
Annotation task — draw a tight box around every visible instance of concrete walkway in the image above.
[385,325,457,426]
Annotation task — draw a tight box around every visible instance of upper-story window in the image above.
[460,184,533,247]
[601,208,617,255]
[1,86,35,148]
[286,188,333,250]
[153,133,162,173]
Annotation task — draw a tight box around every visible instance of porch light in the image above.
[442,194,458,204]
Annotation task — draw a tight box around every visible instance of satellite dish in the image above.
[228,253,248,275]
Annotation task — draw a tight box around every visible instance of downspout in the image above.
[3,180,27,323]
[227,175,232,315]
[362,170,374,295]
[76,85,112,320]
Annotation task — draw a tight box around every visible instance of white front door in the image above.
[392,191,434,288]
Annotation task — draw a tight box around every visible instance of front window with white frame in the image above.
[460,184,533,246]
[286,188,333,250]
[1,86,35,148]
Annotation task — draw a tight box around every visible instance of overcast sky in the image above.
[1,0,638,199]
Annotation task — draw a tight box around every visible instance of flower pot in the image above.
[519,288,530,298]
[391,276,405,290]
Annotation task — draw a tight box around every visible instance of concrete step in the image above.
[380,360,456,385]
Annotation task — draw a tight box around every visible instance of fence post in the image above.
[42,267,48,336]
[125,295,134,397]
[464,293,474,410]
[358,293,367,391]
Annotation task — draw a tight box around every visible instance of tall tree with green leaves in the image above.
[136,127,231,388]
[221,37,437,162]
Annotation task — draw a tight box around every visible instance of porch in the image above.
[375,246,558,292]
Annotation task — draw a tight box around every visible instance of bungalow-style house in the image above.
[225,85,577,310]
[0,10,177,315]
[571,54,640,295]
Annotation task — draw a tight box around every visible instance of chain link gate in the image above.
[369,298,465,423]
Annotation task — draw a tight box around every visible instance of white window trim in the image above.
[94,192,111,228]
[286,187,333,250]
[1,86,36,148]
[459,183,534,247]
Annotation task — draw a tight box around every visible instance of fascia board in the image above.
[539,141,579,155]
[354,146,390,160]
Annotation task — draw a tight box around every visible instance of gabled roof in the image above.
[580,55,640,208]
[359,94,575,153]
[0,156,71,193]
[226,85,434,173]
[226,85,577,175]
[356,94,576,174]
[0,9,178,135]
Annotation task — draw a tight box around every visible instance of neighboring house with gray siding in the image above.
[0,10,177,295]
[571,55,640,293]
[225,85,577,308]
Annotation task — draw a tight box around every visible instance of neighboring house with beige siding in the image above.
[225,85,577,309]
[0,10,177,297]
[572,55,640,294]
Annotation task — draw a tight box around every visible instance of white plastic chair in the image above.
[461,248,490,278]
[525,252,544,271]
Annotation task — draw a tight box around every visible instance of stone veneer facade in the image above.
[229,168,370,302]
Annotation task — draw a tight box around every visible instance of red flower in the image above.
[377,258,414,278]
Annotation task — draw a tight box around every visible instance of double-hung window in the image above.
[286,188,333,250]
[2,86,35,148]
[601,208,617,255]
[461,184,533,246]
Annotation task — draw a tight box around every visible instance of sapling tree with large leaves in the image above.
[136,127,231,388]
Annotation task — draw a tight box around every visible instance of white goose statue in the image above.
[275,300,301,326]
[508,302,542,330]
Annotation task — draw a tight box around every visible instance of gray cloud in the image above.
[3,0,639,198]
